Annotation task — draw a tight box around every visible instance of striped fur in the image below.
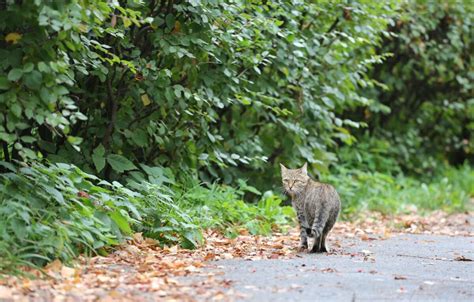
[280,163,341,253]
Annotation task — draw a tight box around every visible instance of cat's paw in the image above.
[297,243,308,252]
[311,227,323,238]
[307,236,316,252]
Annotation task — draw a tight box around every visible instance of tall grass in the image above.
[324,163,473,217]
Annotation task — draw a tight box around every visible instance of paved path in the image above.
[206,234,474,301]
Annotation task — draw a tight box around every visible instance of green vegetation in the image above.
[326,164,474,217]
[0,1,472,274]
[0,161,293,274]
[365,1,473,174]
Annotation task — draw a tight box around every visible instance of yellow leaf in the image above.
[5,32,22,44]
[172,21,181,34]
[141,94,151,106]
[78,24,88,33]
[123,16,132,28]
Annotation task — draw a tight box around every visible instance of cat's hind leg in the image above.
[298,228,308,251]
[319,232,328,253]
[320,211,338,253]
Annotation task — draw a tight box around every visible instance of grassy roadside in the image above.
[1,161,472,276]
[324,163,473,217]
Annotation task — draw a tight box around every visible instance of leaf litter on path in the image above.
[1,210,471,301]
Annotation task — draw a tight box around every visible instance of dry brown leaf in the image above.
[394,275,407,280]
[454,256,472,261]
[4,210,472,301]
[45,259,63,272]
[321,268,337,273]
[60,266,76,278]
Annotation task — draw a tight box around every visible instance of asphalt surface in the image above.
[206,234,474,302]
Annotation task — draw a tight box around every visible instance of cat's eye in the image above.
[283,179,289,182]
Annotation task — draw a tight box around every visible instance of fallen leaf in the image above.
[321,268,337,273]
[45,259,63,273]
[77,191,90,198]
[454,256,472,261]
[61,266,76,278]
[394,275,407,280]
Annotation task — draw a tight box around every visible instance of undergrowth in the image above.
[0,161,293,275]
[1,160,472,276]
[324,163,473,217]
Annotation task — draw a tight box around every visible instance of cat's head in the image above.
[280,163,309,196]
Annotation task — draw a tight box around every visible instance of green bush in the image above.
[177,181,294,237]
[359,1,473,174]
[0,0,396,189]
[324,164,474,217]
[0,161,143,274]
[1,0,472,277]
[0,161,294,274]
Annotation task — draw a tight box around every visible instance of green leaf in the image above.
[67,136,83,145]
[165,14,175,29]
[20,136,36,143]
[7,68,23,81]
[0,76,11,90]
[24,71,43,90]
[37,62,50,73]
[92,144,106,173]
[110,211,132,234]
[107,154,137,173]
[11,102,22,117]
[130,129,148,147]
[43,185,65,205]
[23,62,34,73]
[40,87,52,103]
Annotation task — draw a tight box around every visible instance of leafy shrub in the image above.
[0,0,396,190]
[336,134,402,175]
[0,161,143,274]
[324,164,474,217]
[360,1,473,174]
[0,1,141,162]
[0,161,295,274]
[177,181,294,237]
[130,182,204,250]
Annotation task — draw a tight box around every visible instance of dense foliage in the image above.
[325,163,474,216]
[356,1,473,175]
[0,0,397,187]
[0,161,292,274]
[0,1,472,274]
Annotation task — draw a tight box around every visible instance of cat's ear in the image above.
[301,162,308,174]
[279,163,287,172]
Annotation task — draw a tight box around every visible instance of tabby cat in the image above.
[280,163,341,253]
